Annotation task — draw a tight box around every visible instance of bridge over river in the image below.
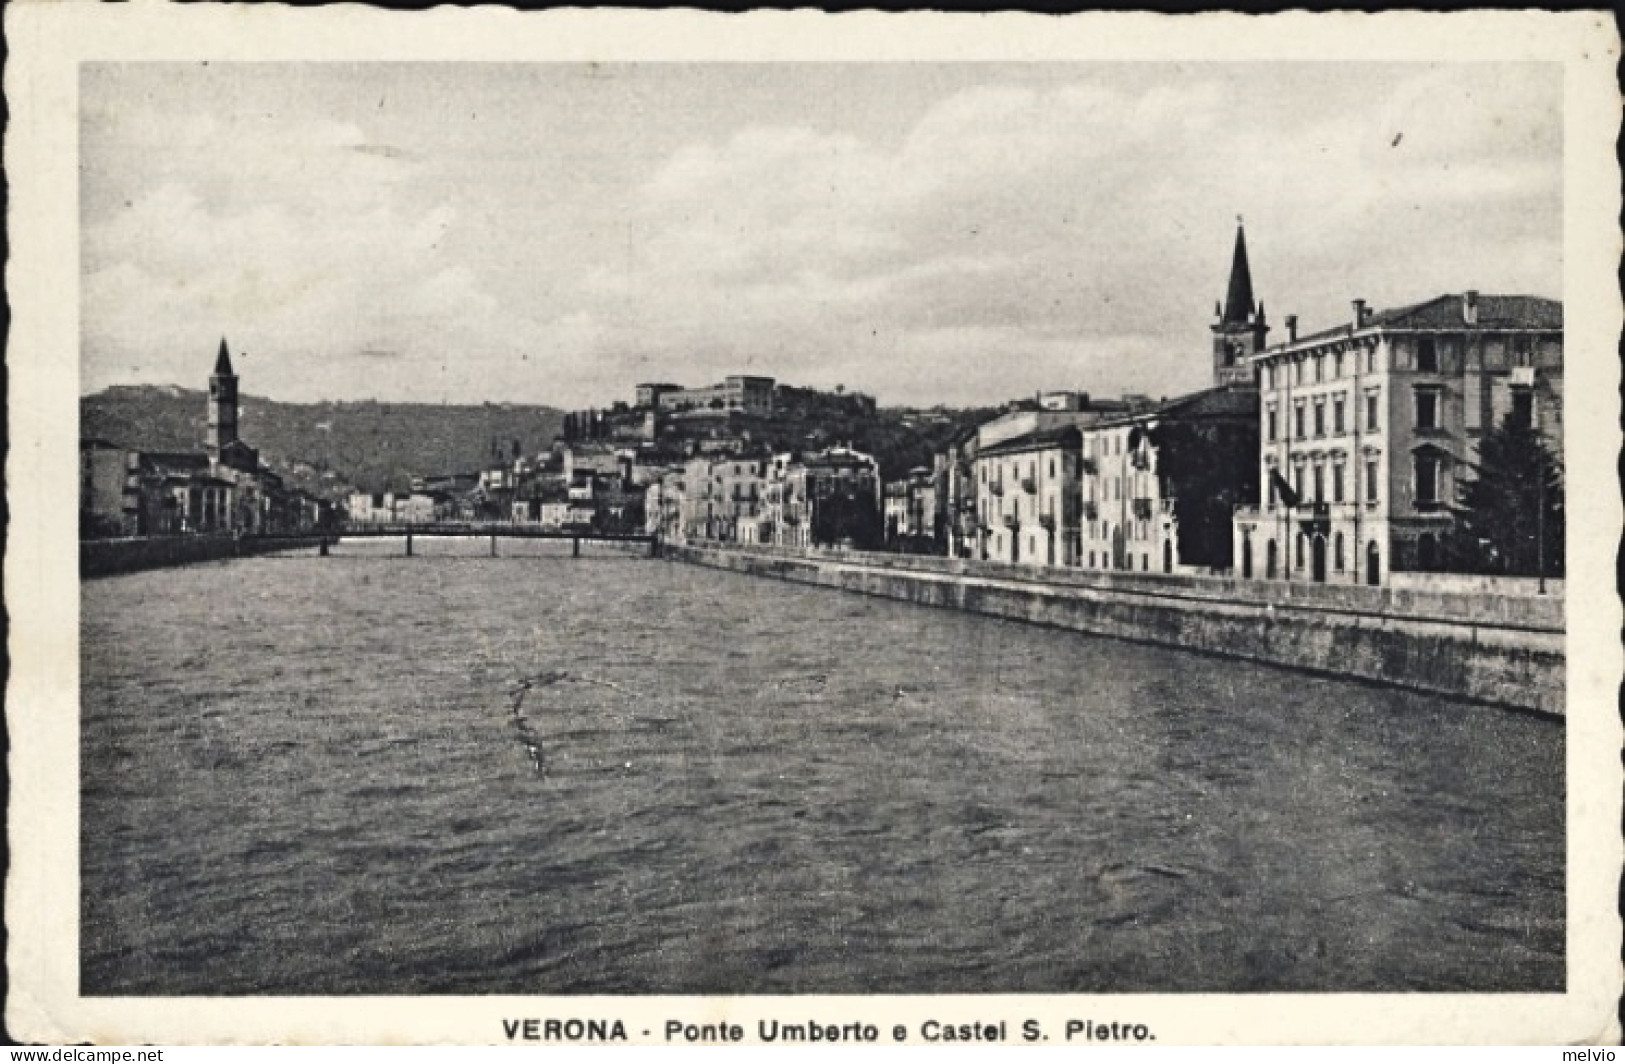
[259,523,659,558]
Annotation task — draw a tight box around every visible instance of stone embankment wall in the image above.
[81,535,328,579]
[665,544,1565,717]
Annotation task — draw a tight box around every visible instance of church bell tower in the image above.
[1211,222,1268,388]
[207,337,239,455]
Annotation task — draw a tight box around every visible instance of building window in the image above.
[1414,388,1439,431]
[1415,454,1439,505]
[1294,403,1306,439]
[1294,466,1305,501]
[1365,459,1379,503]
[1366,390,1380,431]
[1366,347,1376,374]
[1294,360,1304,385]
[1417,337,1438,373]
[1335,532,1346,572]
[1332,463,1345,503]
[1333,395,1346,435]
[1296,532,1305,570]
[1334,352,1344,379]
[1312,464,1324,503]
[1313,400,1325,438]
[1266,406,1278,442]
[1266,364,1276,390]
[1314,355,1324,383]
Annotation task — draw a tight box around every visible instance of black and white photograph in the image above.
[8,4,1621,1047]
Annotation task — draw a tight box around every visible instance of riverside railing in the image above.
[681,540,1564,634]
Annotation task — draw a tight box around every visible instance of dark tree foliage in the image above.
[1452,415,1564,578]
[80,510,126,540]
[811,484,883,550]
[1147,419,1260,569]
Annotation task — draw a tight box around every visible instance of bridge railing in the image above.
[331,522,653,540]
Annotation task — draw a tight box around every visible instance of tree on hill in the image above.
[1451,414,1564,578]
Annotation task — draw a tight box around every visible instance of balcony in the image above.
[1131,498,1153,521]
[988,481,1005,497]
[1038,512,1055,529]
[1295,502,1332,536]
[1002,513,1020,529]
[1082,500,1098,521]
[1020,476,1037,494]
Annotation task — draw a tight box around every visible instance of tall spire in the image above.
[1222,223,1254,326]
[214,337,235,377]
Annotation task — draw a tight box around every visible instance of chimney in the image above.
[1351,299,1367,329]
[1463,290,1479,325]
[1286,314,1298,343]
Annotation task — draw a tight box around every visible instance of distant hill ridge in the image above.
[81,385,567,495]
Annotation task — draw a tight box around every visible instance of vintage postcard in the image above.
[6,3,1621,1047]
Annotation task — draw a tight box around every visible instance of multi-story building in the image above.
[1079,387,1258,574]
[79,438,132,537]
[1233,291,1563,584]
[663,455,770,543]
[657,375,776,417]
[777,447,881,549]
[965,392,1149,565]
[881,468,941,550]
[882,480,911,543]
[82,341,326,539]
[634,382,682,409]
[347,491,402,524]
[974,427,1084,566]
[936,427,981,559]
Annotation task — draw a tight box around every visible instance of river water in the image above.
[80,542,1563,994]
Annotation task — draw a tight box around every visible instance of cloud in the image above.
[81,64,1560,408]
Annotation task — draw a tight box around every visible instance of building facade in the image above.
[1078,387,1258,575]
[974,427,1083,566]
[777,447,881,550]
[1232,291,1563,585]
[657,375,776,417]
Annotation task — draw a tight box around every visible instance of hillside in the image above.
[734,405,997,480]
[81,386,566,495]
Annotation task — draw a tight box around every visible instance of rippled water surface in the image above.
[81,544,1563,994]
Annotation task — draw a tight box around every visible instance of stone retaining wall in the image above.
[666,544,1564,717]
[81,535,328,578]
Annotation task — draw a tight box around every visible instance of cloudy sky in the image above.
[81,62,1561,408]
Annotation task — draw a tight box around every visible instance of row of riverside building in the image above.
[666,224,1563,588]
[79,340,333,538]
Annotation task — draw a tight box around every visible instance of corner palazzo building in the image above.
[1232,290,1564,585]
